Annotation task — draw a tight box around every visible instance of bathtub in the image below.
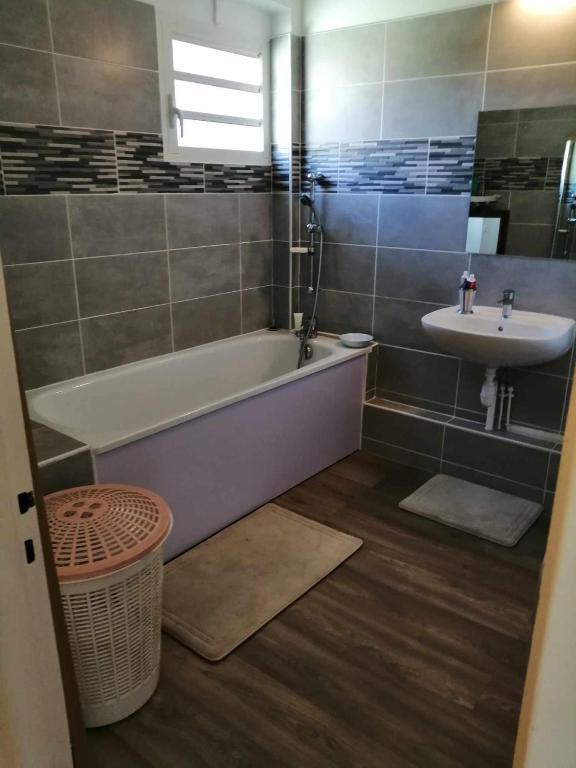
[29,331,370,560]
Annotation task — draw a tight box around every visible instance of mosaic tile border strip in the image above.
[0,124,271,195]
[0,125,117,194]
[427,137,476,196]
[116,132,203,193]
[299,137,476,195]
[340,139,428,194]
[205,163,271,192]
[476,155,563,193]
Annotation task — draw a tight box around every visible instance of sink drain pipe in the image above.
[481,367,499,431]
[481,368,515,431]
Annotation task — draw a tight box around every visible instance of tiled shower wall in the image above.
[300,1,576,501]
[0,0,273,389]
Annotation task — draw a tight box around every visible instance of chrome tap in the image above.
[499,289,515,319]
[296,315,318,340]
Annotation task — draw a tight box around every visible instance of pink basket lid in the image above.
[45,484,173,582]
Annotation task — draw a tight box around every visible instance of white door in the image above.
[0,267,73,768]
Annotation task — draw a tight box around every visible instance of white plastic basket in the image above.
[45,485,172,727]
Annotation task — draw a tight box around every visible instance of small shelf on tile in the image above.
[365,396,562,454]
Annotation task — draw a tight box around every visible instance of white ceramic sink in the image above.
[421,306,575,368]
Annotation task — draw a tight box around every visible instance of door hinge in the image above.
[18,490,35,514]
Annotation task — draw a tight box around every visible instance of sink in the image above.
[421,306,575,368]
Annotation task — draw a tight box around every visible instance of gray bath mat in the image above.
[399,474,543,547]
[162,503,362,660]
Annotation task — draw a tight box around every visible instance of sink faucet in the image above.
[499,289,515,319]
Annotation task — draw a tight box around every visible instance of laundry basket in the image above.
[45,484,172,728]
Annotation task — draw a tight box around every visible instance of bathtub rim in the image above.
[28,330,372,454]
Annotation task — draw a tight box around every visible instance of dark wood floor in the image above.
[87,452,548,768]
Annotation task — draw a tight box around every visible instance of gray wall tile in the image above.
[319,243,375,294]
[243,286,272,332]
[376,248,467,304]
[4,262,77,330]
[272,194,291,241]
[509,191,558,226]
[31,422,86,463]
[505,224,554,260]
[167,194,240,248]
[376,345,459,408]
[363,405,444,457]
[317,193,379,245]
[382,75,483,139]
[378,196,469,251]
[315,289,373,335]
[362,436,442,474]
[386,6,490,80]
[373,297,442,351]
[485,64,576,111]
[0,0,50,49]
[470,254,576,319]
[442,461,544,503]
[272,285,291,328]
[273,241,292,286]
[170,244,240,301]
[0,46,58,124]
[240,194,272,242]
[15,322,83,389]
[547,452,561,492]
[38,451,94,496]
[475,122,517,159]
[75,251,169,316]
[488,2,576,70]
[305,84,382,143]
[173,293,242,350]
[241,241,273,289]
[68,195,166,258]
[0,197,71,265]
[50,0,158,69]
[443,426,550,488]
[55,55,161,132]
[304,24,386,89]
[82,305,171,372]
[504,369,567,433]
[516,118,575,157]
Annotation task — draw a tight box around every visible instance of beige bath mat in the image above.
[399,474,543,546]
[162,503,362,660]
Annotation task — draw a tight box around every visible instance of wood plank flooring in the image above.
[87,452,548,768]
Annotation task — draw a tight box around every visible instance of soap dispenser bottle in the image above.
[458,271,469,314]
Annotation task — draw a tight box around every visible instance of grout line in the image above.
[64,195,86,374]
[542,450,553,504]
[481,2,495,110]
[559,337,575,428]
[45,0,63,127]
[371,198,381,336]
[0,40,160,75]
[111,132,121,194]
[379,24,388,140]
[237,196,244,333]
[13,286,274,334]
[163,194,175,352]
[453,359,462,418]
[366,397,559,453]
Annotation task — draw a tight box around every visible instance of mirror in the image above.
[467,106,576,260]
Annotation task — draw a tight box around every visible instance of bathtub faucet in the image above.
[296,315,318,340]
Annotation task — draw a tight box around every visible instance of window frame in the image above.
[158,15,270,167]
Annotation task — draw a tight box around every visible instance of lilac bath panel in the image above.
[95,357,365,560]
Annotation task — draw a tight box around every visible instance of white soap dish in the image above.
[339,333,374,348]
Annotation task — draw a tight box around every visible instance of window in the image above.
[159,23,269,166]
